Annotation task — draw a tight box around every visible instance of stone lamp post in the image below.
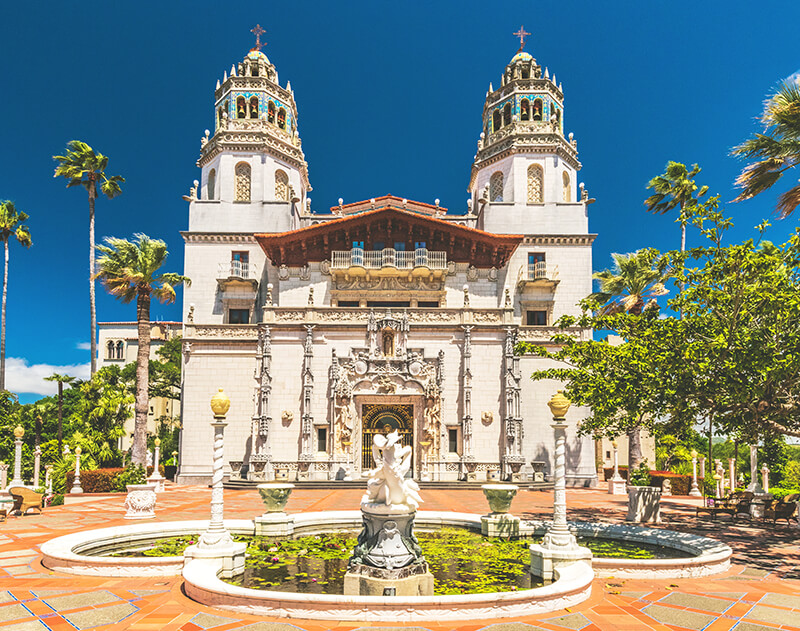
[70,447,83,494]
[530,390,592,581]
[689,450,702,497]
[183,388,246,578]
[608,438,626,495]
[761,465,770,493]
[747,445,763,493]
[33,446,41,489]
[10,425,25,487]
[713,472,723,499]
[146,438,166,492]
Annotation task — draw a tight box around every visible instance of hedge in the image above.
[603,466,693,495]
[65,468,124,493]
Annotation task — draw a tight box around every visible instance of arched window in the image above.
[207,169,216,200]
[562,171,572,202]
[502,103,511,126]
[527,164,543,203]
[520,99,530,121]
[489,171,504,202]
[556,108,562,130]
[251,64,259,77]
[275,169,289,201]
[234,162,251,202]
[533,98,543,121]
[277,108,286,129]
[267,101,275,124]
[217,107,224,129]
[521,68,530,79]
[249,96,259,119]
[492,109,501,132]
[115,341,124,360]
[236,96,247,119]
[106,341,115,359]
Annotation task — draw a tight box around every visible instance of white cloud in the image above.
[6,357,91,397]
[76,342,91,351]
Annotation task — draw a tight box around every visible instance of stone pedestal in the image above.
[345,504,433,596]
[344,562,434,596]
[464,460,478,482]
[184,540,246,579]
[124,484,157,519]
[608,476,627,495]
[750,493,773,519]
[255,483,295,536]
[531,460,546,483]
[530,539,593,581]
[481,513,520,537]
[626,486,662,523]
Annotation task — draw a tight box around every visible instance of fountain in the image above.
[344,430,433,595]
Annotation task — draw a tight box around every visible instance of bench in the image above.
[696,491,754,521]
[7,486,44,516]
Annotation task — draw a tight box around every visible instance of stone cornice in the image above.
[181,232,258,243]
[521,234,597,246]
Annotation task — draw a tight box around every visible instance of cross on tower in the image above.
[513,25,530,52]
[251,24,266,51]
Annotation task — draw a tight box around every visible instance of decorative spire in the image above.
[250,24,266,51]
[513,25,530,53]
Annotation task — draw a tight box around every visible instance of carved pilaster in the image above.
[300,324,315,460]
[250,325,273,480]
[461,325,474,459]
[502,327,524,477]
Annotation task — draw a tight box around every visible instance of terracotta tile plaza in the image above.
[1,485,800,631]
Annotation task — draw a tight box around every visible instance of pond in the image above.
[110,528,687,595]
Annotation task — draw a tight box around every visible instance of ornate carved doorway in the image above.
[360,404,413,470]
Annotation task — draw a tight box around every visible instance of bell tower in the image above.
[469,29,588,236]
[191,25,311,234]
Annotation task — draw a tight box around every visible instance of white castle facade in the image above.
[174,40,599,486]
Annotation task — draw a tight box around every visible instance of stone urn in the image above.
[257,483,294,513]
[124,483,157,520]
[481,483,518,514]
[626,485,661,523]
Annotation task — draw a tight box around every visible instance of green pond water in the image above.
[112,528,687,595]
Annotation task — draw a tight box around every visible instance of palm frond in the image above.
[775,183,800,218]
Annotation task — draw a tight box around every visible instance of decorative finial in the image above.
[513,25,530,52]
[251,24,266,51]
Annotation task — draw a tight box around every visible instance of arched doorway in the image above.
[360,403,413,470]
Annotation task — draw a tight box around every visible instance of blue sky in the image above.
[1,1,798,401]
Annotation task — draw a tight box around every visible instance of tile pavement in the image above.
[0,484,799,630]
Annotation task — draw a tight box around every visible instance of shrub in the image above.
[603,466,629,481]
[767,486,800,501]
[65,468,124,494]
[782,460,800,489]
[649,472,693,495]
[48,494,64,506]
[146,465,166,477]
[628,461,652,487]
[111,464,147,492]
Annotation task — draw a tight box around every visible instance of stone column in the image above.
[147,438,166,492]
[250,325,273,481]
[761,465,770,493]
[70,447,83,494]
[699,455,706,479]
[529,391,591,581]
[461,325,474,462]
[10,426,24,487]
[185,389,246,578]
[608,439,626,495]
[0,462,8,490]
[299,325,315,472]
[747,445,763,493]
[689,450,702,496]
[33,446,41,488]
[501,328,524,479]
[45,465,53,495]
[728,457,736,491]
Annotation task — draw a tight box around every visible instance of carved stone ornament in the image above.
[124,484,157,519]
[281,410,294,423]
[467,265,479,281]
[320,259,331,275]
[278,265,290,280]
[481,411,494,425]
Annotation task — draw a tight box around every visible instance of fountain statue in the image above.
[344,430,433,596]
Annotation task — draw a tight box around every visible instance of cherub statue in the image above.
[363,430,422,510]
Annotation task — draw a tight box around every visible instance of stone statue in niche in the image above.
[423,381,441,458]
[333,378,356,456]
[382,330,395,357]
[376,375,396,394]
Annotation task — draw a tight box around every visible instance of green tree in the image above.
[53,141,124,375]
[590,249,670,315]
[0,201,32,391]
[44,373,75,452]
[645,162,709,253]
[95,234,189,465]
[732,77,800,217]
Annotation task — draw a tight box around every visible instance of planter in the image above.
[481,484,518,514]
[626,486,661,523]
[257,483,294,513]
[164,465,177,481]
[124,484,157,520]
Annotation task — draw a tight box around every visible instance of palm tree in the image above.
[645,162,708,253]
[95,234,189,466]
[44,373,75,452]
[0,201,32,391]
[589,249,670,315]
[53,141,124,375]
[732,77,800,217]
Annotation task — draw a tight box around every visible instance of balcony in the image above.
[330,248,447,280]
[217,260,259,291]
[517,262,559,289]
